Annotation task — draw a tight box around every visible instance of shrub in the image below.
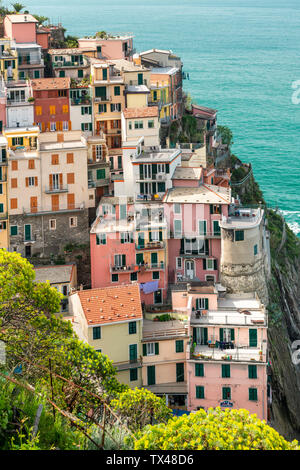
[128,408,300,450]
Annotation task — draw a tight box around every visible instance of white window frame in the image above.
[50,122,56,132]
[69,216,77,228]
[146,342,155,356]
[206,259,215,271]
[176,257,182,269]
[28,176,35,187]
[49,219,56,230]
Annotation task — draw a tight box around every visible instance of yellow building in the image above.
[0,136,8,249]
[0,38,18,81]
[69,284,143,387]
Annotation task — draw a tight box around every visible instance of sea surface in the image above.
[22,0,300,234]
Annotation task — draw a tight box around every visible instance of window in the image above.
[249,388,258,401]
[81,106,91,115]
[175,340,184,353]
[51,154,59,165]
[219,328,234,342]
[28,159,35,169]
[67,153,74,164]
[174,220,182,238]
[49,105,56,115]
[59,70,65,77]
[130,368,138,382]
[50,122,57,132]
[93,326,101,340]
[67,173,74,184]
[176,363,184,382]
[152,271,159,280]
[96,169,106,180]
[130,272,138,281]
[10,198,17,209]
[58,90,67,97]
[69,217,77,227]
[49,219,56,230]
[154,289,162,304]
[110,103,121,112]
[128,121,132,130]
[129,321,137,335]
[222,387,231,400]
[114,86,120,96]
[206,259,216,271]
[147,365,156,386]
[10,225,18,236]
[195,363,204,377]
[134,120,143,129]
[248,365,257,379]
[196,386,205,399]
[98,103,107,113]
[213,220,220,236]
[249,329,258,347]
[78,69,83,78]
[27,176,36,187]
[176,257,182,269]
[62,105,69,113]
[11,178,17,188]
[111,274,119,282]
[148,120,154,128]
[143,342,159,357]
[196,298,209,310]
[11,160,18,171]
[254,244,258,255]
[36,106,42,116]
[174,203,181,214]
[129,344,137,362]
[210,204,221,215]
[222,364,231,378]
[235,230,244,241]
[199,220,207,236]
[96,233,106,245]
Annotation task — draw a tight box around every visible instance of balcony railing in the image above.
[53,60,86,68]
[110,262,165,273]
[45,185,69,194]
[23,234,37,243]
[71,96,91,106]
[135,241,165,250]
[88,178,110,188]
[94,96,111,102]
[22,202,85,216]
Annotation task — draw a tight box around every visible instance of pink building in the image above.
[4,14,38,43]
[78,34,135,61]
[90,196,168,305]
[164,183,231,284]
[172,285,268,420]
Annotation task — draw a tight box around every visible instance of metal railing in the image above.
[143,328,188,340]
[45,185,68,194]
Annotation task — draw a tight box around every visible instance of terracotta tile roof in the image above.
[123,106,158,119]
[77,284,142,325]
[31,77,71,90]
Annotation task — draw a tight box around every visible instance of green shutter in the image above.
[129,344,137,362]
[147,365,155,385]
[222,387,231,400]
[248,365,257,379]
[219,328,224,342]
[195,363,204,377]
[155,342,159,355]
[196,386,204,399]
[231,329,235,341]
[222,364,230,378]
[249,388,258,401]
[193,328,197,345]
[249,329,258,347]
[176,340,184,353]
[176,363,184,382]
[143,344,147,356]
[205,298,209,310]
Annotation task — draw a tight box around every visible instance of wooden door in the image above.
[51,194,59,211]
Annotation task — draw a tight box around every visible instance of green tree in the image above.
[11,3,26,12]
[128,408,300,450]
[32,14,49,25]
[111,388,172,432]
[217,125,234,146]
[65,35,79,48]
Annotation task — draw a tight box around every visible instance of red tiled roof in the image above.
[77,284,142,325]
[123,106,158,119]
[31,77,71,90]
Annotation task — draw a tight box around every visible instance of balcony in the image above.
[190,344,266,363]
[22,202,85,216]
[45,185,69,194]
[7,98,30,106]
[135,241,165,251]
[71,96,91,106]
[179,249,209,258]
[53,60,86,68]
[0,159,8,166]
[110,264,139,273]
[105,128,122,135]
[88,178,110,188]
[94,96,111,103]
[23,234,37,244]
[190,310,267,326]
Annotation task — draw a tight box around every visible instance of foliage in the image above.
[154,314,175,322]
[11,2,25,12]
[32,14,49,25]
[65,35,79,48]
[128,408,300,450]
[111,388,172,432]
[95,31,108,39]
[217,125,233,146]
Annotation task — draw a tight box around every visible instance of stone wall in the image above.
[9,209,89,258]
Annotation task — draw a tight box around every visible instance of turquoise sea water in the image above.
[22,0,300,234]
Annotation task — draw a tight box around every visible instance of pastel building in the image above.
[164,184,231,284]
[121,106,160,148]
[4,14,38,44]
[6,129,90,258]
[48,49,91,80]
[6,80,34,128]
[31,77,71,132]
[142,317,189,408]
[0,38,18,82]
[171,284,268,420]
[0,135,8,249]
[69,84,93,135]
[69,284,143,387]
[78,34,135,61]
[34,263,77,315]
[90,195,169,305]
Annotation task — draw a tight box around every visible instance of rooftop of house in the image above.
[132,147,181,164]
[172,166,203,180]
[142,318,189,341]
[31,77,71,90]
[14,43,42,50]
[34,264,75,285]
[4,125,39,136]
[126,84,150,93]
[165,184,231,205]
[80,33,134,41]
[6,14,38,24]
[123,106,158,119]
[140,48,181,60]
[192,103,217,118]
[76,284,143,325]
[220,207,263,230]
[109,58,149,72]
[151,66,179,75]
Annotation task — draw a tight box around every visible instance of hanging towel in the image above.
[142,280,159,294]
